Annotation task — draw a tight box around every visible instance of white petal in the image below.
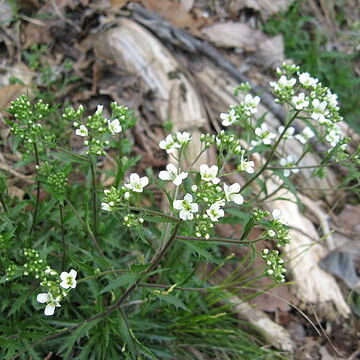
[140,176,149,187]
[191,203,199,213]
[60,280,70,289]
[166,163,178,173]
[37,293,50,304]
[232,194,244,205]
[199,164,208,175]
[184,193,193,202]
[229,183,241,193]
[129,173,140,182]
[159,170,171,181]
[173,200,183,210]
[44,304,56,316]
[209,165,219,176]
[69,269,77,279]
[60,271,69,281]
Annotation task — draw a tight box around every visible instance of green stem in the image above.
[125,206,180,222]
[241,110,299,193]
[188,147,207,168]
[89,156,98,237]
[29,143,40,235]
[176,235,266,245]
[76,220,182,324]
[59,203,66,270]
[39,139,89,162]
[66,198,104,258]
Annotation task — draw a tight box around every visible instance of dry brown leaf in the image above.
[338,205,360,233]
[138,0,202,30]
[0,84,26,111]
[252,34,285,68]
[229,0,294,19]
[202,22,262,51]
[110,0,129,10]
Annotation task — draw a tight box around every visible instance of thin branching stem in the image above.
[241,110,300,192]
[15,221,182,356]
[176,235,267,245]
[89,156,98,236]
[29,143,40,235]
[59,203,66,270]
[66,198,104,258]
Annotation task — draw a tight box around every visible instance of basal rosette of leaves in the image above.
[1,64,359,359]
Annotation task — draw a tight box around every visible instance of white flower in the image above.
[95,105,103,115]
[239,159,255,174]
[173,193,198,220]
[176,131,192,145]
[278,126,295,139]
[200,164,220,184]
[159,134,181,154]
[272,209,287,224]
[311,99,328,122]
[291,93,309,110]
[75,125,88,137]
[295,127,315,144]
[224,183,244,204]
[124,173,149,192]
[270,75,296,91]
[159,163,188,186]
[37,292,61,316]
[220,108,237,126]
[298,72,318,88]
[325,128,342,147]
[108,119,122,134]
[325,89,339,108]
[60,269,77,289]
[254,123,276,145]
[101,202,112,211]
[279,155,299,177]
[206,203,225,222]
[243,94,260,115]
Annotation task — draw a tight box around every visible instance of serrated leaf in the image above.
[100,273,138,294]
[158,294,189,311]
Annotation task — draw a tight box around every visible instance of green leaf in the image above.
[100,273,138,294]
[158,294,189,311]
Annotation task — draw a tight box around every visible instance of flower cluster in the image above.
[6,96,51,152]
[101,173,149,212]
[37,269,77,316]
[37,161,69,200]
[251,123,276,146]
[159,132,192,154]
[159,163,188,185]
[123,214,144,228]
[267,209,291,247]
[262,249,286,283]
[220,94,260,127]
[279,155,299,177]
[216,130,243,156]
[68,102,134,156]
[271,63,347,156]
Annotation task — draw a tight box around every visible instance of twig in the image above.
[128,3,285,122]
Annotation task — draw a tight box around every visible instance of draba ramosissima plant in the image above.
[1,63,359,358]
